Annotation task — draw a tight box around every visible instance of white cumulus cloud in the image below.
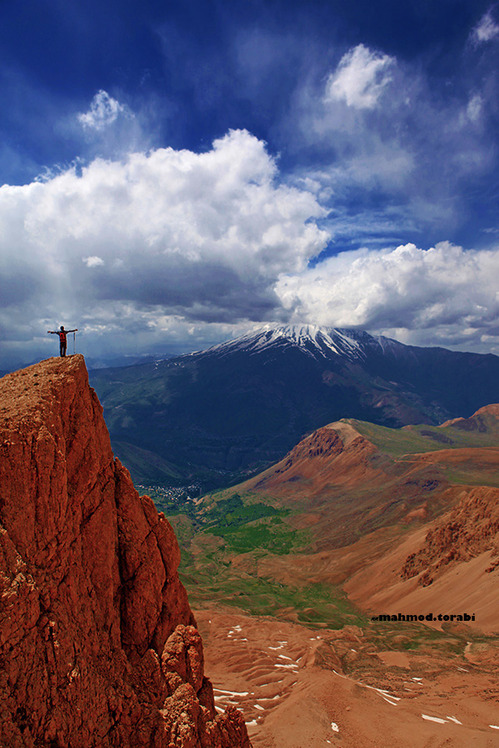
[324,44,395,110]
[466,93,483,123]
[288,36,498,246]
[275,242,499,352]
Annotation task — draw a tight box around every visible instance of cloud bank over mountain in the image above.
[1,125,499,366]
[276,242,499,349]
[1,1,499,366]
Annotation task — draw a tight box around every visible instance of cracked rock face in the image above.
[0,355,250,748]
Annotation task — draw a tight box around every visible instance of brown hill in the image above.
[0,356,250,747]
[440,403,499,432]
[240,407,499,631]
[242,420,454,549]
[346,480,499,632]
[251,422,382,493]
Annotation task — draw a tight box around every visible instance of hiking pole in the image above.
[73,331,76,355]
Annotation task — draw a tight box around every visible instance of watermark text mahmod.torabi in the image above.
[371,613,476,622]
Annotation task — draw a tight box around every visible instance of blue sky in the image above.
[1,0,499,367]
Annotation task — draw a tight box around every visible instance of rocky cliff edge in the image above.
[0,355,250,747]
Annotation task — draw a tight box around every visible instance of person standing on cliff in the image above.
[47,326,78,357]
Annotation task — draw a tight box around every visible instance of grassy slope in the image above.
[351,419,497,455]
[351,418,499,487]
[150,488,367,628]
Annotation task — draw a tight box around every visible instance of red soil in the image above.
[197,609,499,748]
[0,356,249,747]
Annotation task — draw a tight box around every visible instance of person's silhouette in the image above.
[47,326,78,357]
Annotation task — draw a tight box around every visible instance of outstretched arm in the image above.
[47,330,56,334]
[66,329,78,333]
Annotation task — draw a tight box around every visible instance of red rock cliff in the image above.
[0,355,250,748]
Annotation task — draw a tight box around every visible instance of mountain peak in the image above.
[205,323,380,360]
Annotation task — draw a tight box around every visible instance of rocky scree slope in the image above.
[401,485,499,585]
[0,356,250,748]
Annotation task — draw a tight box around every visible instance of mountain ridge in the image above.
[90,326,499,488]
[190,323,496,362]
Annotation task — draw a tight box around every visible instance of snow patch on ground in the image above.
[213,688,250,697]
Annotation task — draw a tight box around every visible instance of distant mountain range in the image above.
[89,325,499,488]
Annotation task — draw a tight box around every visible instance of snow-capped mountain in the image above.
[90,326,499,489]
[204,325,402,361]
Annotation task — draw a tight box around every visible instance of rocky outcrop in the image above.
[0,356,250,747]
[401,486,499,586]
